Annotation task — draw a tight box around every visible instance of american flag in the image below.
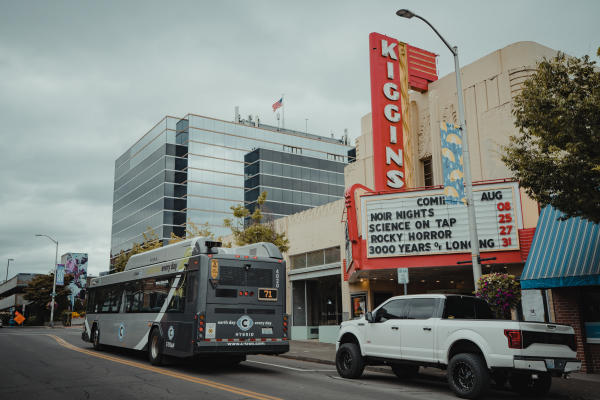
[272,98,283,112]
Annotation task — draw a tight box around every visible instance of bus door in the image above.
[205,257,286,344]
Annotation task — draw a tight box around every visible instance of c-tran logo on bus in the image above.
[237,315,254,331]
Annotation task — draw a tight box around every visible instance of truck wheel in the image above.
[392,364,419,379]
[509,372,552,397]
[92,327,102,351]
[336,343,365,379]
[148,328,164,366]
[447,353,490,399]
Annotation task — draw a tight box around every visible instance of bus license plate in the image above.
[258,288,277,301]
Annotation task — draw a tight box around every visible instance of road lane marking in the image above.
[48,335,281,400]
[247,360,336,372]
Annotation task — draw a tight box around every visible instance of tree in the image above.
[224,191,289,253]
[502,52,600,223]
[169,220,214,244]
[112,227,163,273]
[24,273,73,325]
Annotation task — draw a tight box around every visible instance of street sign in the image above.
[397,268,409,284]
[14,311,25,325]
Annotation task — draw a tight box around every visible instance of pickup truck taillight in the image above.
[504,329,522,349]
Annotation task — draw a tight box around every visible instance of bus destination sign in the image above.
[362,182,522,258]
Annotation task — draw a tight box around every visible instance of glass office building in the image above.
[110,114,353,263]
[244,148,346,220]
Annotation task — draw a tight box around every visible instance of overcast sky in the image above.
[0,0,598,279]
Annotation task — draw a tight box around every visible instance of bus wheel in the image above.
[149,328,164,366]
[92,327,102,351]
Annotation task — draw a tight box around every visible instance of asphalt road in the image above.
[1,327,598,400]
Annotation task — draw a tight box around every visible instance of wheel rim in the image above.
[340,349,353,371]
[453,361,475,392]
[151,335,159,359]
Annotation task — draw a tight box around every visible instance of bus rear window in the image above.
[218,265,272,287]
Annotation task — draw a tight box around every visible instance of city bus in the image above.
[82,238,289,365]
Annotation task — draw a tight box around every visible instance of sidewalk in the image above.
[282,340,600,383]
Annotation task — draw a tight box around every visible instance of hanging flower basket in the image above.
[475,273,521,319]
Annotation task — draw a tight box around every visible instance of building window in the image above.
[327,153,344,162]
[283,145,302,154]
[289,247,340,270]
[583,289,600,344]
[422,156,433,187]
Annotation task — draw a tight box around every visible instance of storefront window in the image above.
[324,247,340,264]
[290,254,306,270]
[582,288,600,344]
[292,281,306,326]
[307,250,324,267]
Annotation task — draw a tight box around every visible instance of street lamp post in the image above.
[396,9,482,289]
[5,258,14,282]
[35,234,59,327]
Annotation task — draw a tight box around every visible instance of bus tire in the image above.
[92,326,102,351]
[148,328,164,366]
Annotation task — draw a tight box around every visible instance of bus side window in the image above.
[167,274,186,313]
[87,289,95,313]
[100,288,111,313]
[125,282,141,313]
[110,287,123,313]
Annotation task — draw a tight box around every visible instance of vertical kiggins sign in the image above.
[369,33,407,191]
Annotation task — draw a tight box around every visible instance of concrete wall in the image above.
[274,199,346,317]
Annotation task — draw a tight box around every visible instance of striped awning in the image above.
[521,206,600,289]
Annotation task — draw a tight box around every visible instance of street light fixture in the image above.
[5,258,14,282]
[396,9,483,289]
[35,234,59,328]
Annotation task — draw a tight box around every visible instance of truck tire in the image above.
[447,353,490,399]
[392,364,419,379]
[336,343,365,379]
[148,328,164,366]
[509,372,552,397]
[92,327,102,351]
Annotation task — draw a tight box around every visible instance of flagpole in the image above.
[281,93,285,129]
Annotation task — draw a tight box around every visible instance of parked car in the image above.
[336,294,581,399]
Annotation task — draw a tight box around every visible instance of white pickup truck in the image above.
[336,294,581,399]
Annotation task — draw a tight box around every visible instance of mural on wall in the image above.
[63,253,88,307]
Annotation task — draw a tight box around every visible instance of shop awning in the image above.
[521,206,600,289]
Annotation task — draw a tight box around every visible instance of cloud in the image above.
[0,0,598,278]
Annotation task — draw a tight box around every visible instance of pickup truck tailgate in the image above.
[517,322,577,359]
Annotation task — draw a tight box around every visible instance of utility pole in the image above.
[396,9,482,289]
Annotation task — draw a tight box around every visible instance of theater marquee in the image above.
[362,182,523,258]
